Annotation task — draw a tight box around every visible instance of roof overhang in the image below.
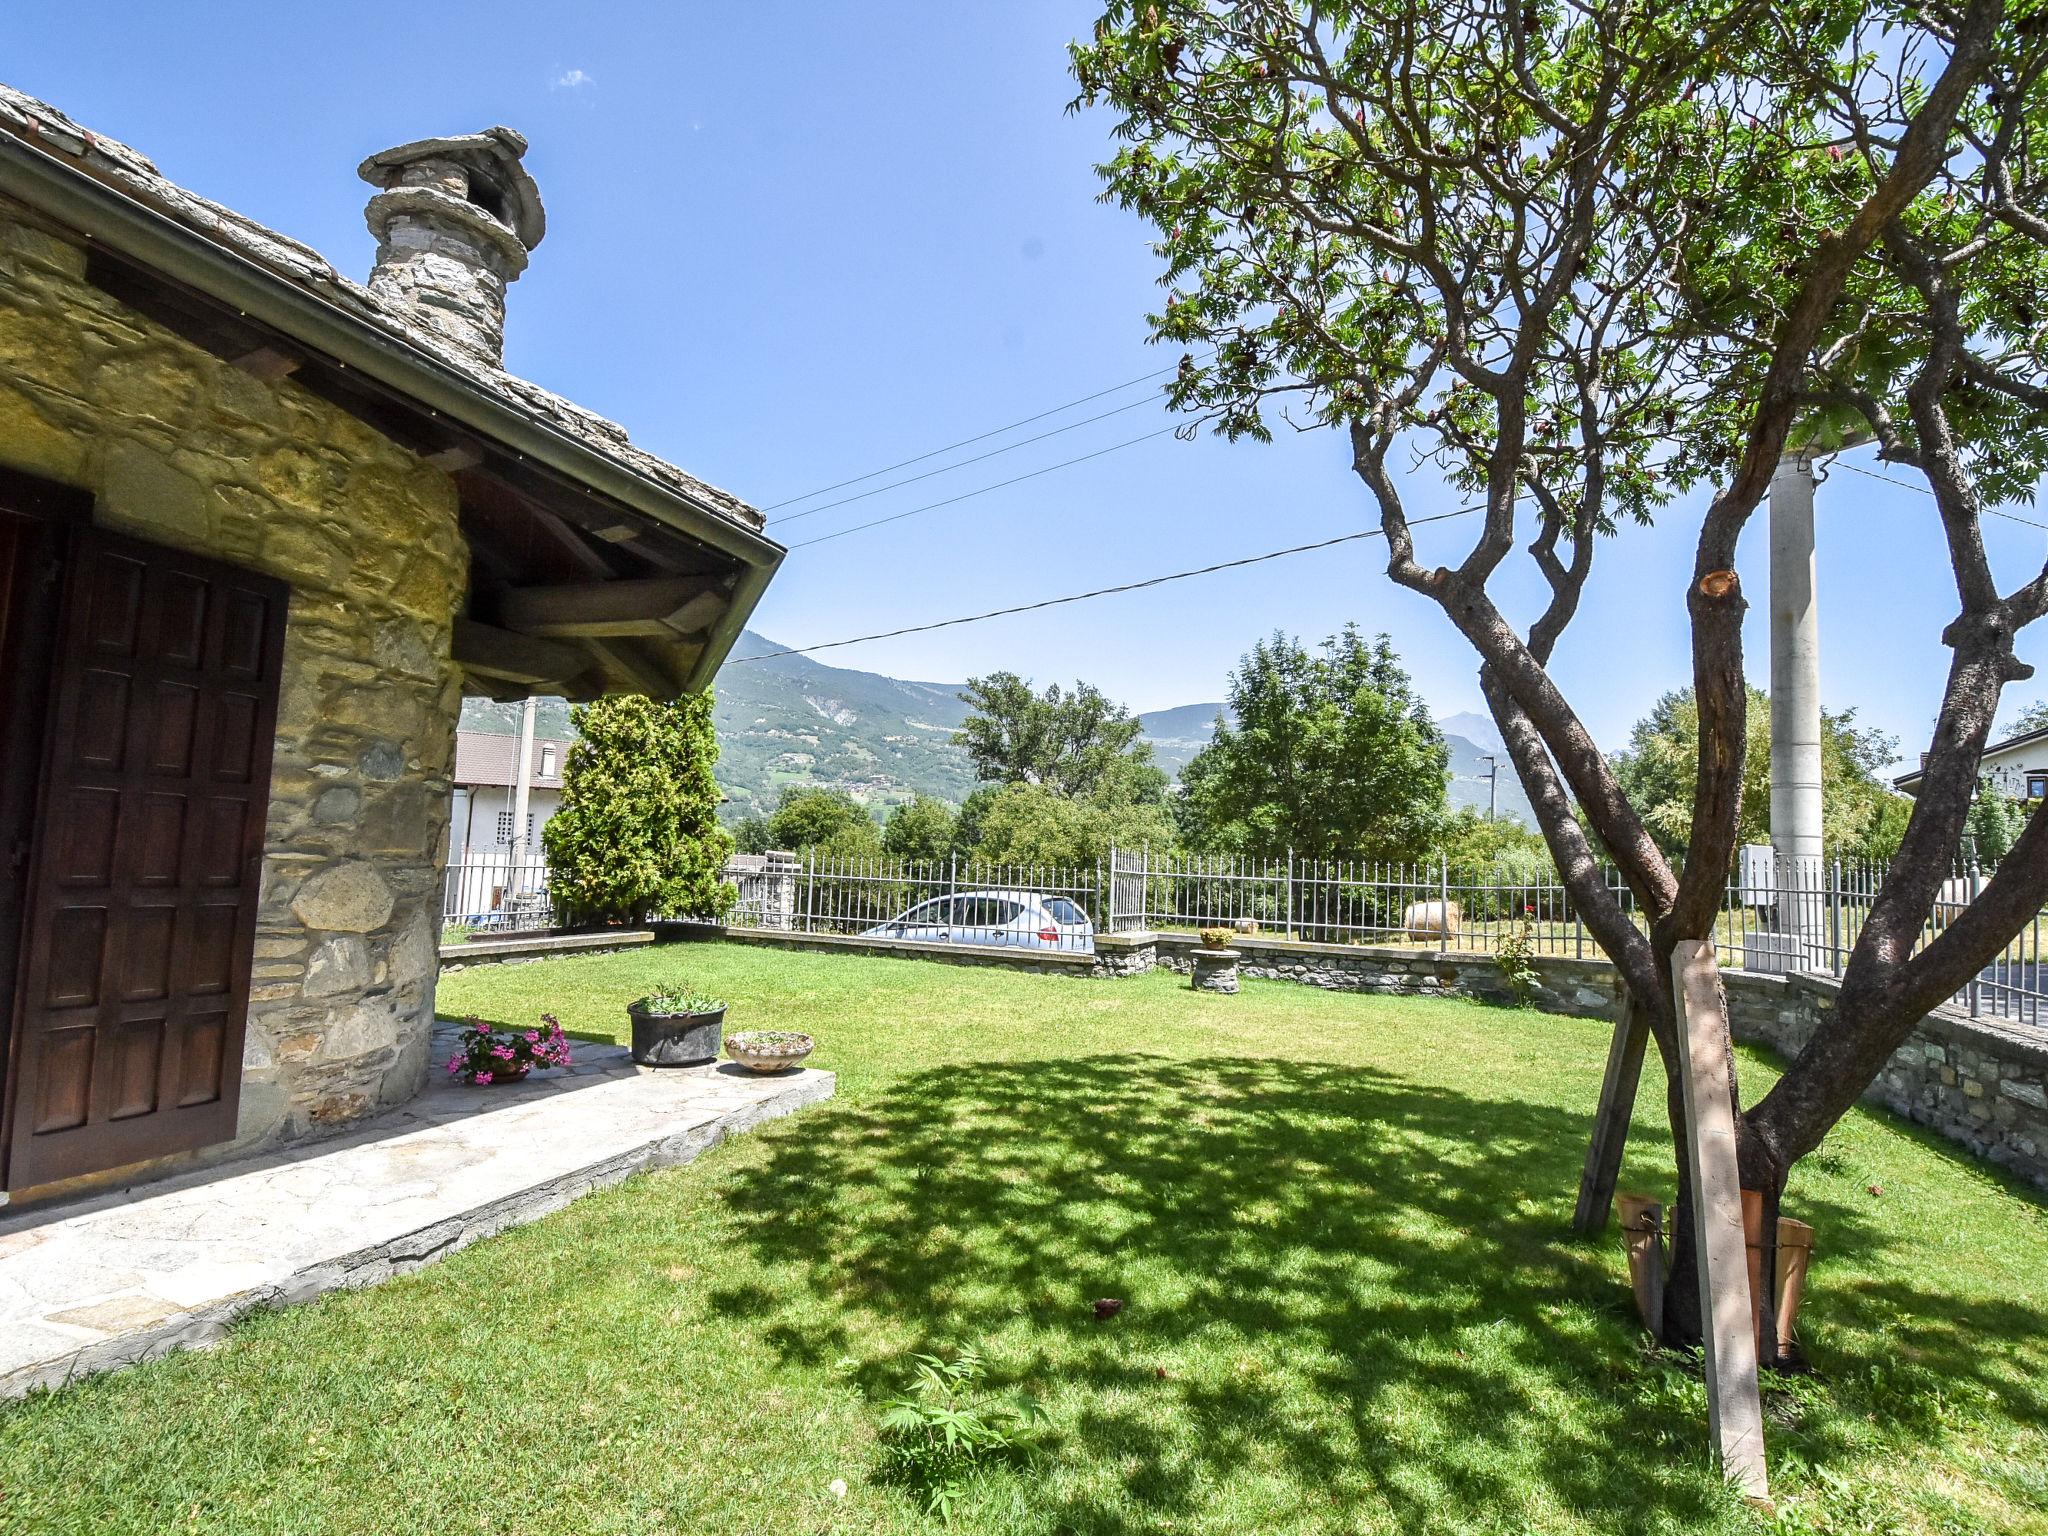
[1893,724,2048,795]
[0,126,783,699]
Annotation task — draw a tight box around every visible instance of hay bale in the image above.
[1403,899,1462,940]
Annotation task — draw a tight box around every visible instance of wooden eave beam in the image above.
[451,618,590,689]
[497,574,730,639]
[585,638,676,698]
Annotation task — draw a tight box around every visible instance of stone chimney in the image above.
[358,127,544,365]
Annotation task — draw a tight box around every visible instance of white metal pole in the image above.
[1770,453,1825,966]
[509,696,538,889]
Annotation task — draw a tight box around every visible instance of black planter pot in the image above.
[628,1004,726,1067]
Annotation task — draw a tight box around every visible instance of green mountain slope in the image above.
[1137,701,1229,778]
[709,631,979,819]
[458,636,1529,826]
[460,634,979,820]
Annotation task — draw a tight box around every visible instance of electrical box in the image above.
[1739,843,1775,908]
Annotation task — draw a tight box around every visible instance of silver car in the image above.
[864,888,1095,953]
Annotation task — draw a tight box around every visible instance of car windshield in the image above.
[1043,897,1086,926]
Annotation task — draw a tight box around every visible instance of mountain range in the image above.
[458,630,1533,825]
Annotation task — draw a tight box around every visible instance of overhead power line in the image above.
[762,357,1197,512]
[1837,460,2048,532]
[785,424,1183,550]
[745,457,2048,671]
[733,504,1486,663]
[773,394,1165,526]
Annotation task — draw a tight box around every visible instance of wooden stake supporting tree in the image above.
[1670,940,1770,1508]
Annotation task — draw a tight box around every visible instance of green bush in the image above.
[884,794,958,863]
[966,781,1175,869]
[542,693,734,925]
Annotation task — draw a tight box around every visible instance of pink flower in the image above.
[524,1030,540,1044]
[475,1072,493,1085]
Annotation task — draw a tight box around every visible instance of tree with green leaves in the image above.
[965,781,1178,868]
[1612,688,1912,861]
[1967,781,2028,864]
[1073,0,2048,1356]
[730,815,773,855]
[765,786,882,857]
[542,692,734,925]
[2004,698,2048,735]
[1433,807,1556,878]
[1178,627,1447,860]
[956,673,1168,803]
[883,794,959,863]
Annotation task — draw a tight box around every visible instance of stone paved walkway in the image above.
[0,1025,834,1397]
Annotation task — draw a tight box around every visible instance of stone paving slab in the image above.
[0,1027,834,1398]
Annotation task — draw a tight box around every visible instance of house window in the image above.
[2028,772,2048,802]
[539,744,557,777]
[495,811,535,846]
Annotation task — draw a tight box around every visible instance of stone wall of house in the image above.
[0,204,467,1184]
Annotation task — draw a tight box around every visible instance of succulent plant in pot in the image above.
[627,984,727,1068]
[725,1029,816,1073]
[1199,926,1237,951]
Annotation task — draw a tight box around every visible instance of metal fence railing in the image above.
[729,852,1103,953]
[1110,846,2045,1027]
[439,842,2048,1026]
[442,853,553,937]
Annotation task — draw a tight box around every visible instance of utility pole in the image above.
[510,695,537,880]
[1577,443,1842,1225]
[1481,753,1500,822]
[1769,452,1825,968]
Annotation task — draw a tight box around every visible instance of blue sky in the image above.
[9,2,2047,766]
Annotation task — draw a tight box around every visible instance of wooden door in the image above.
[3,526,287,1190]
[0,509,67,1146]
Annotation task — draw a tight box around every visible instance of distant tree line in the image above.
[733,625,1921,883]
[1610,688,1913,866]
[733,625,1556,874]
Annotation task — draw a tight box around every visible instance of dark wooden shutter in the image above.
[3,526,287,1189]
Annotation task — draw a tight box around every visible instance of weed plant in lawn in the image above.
[0,946,2042,1535]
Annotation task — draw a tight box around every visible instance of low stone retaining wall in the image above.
[1722,971,2048,1190]
[438,929,657,972]
[1144,930,1622,1016]
[712,925,1097,976]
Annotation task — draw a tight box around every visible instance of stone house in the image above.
[0,88,781,1204]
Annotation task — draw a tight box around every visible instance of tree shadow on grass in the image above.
[708,1053,2048,1533]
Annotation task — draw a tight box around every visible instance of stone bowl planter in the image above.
[628,1002,726,1067]
[1190,947,1242,994]
[725,1030,815,1073]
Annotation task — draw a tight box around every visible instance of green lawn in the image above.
[2,944,2045,1536]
